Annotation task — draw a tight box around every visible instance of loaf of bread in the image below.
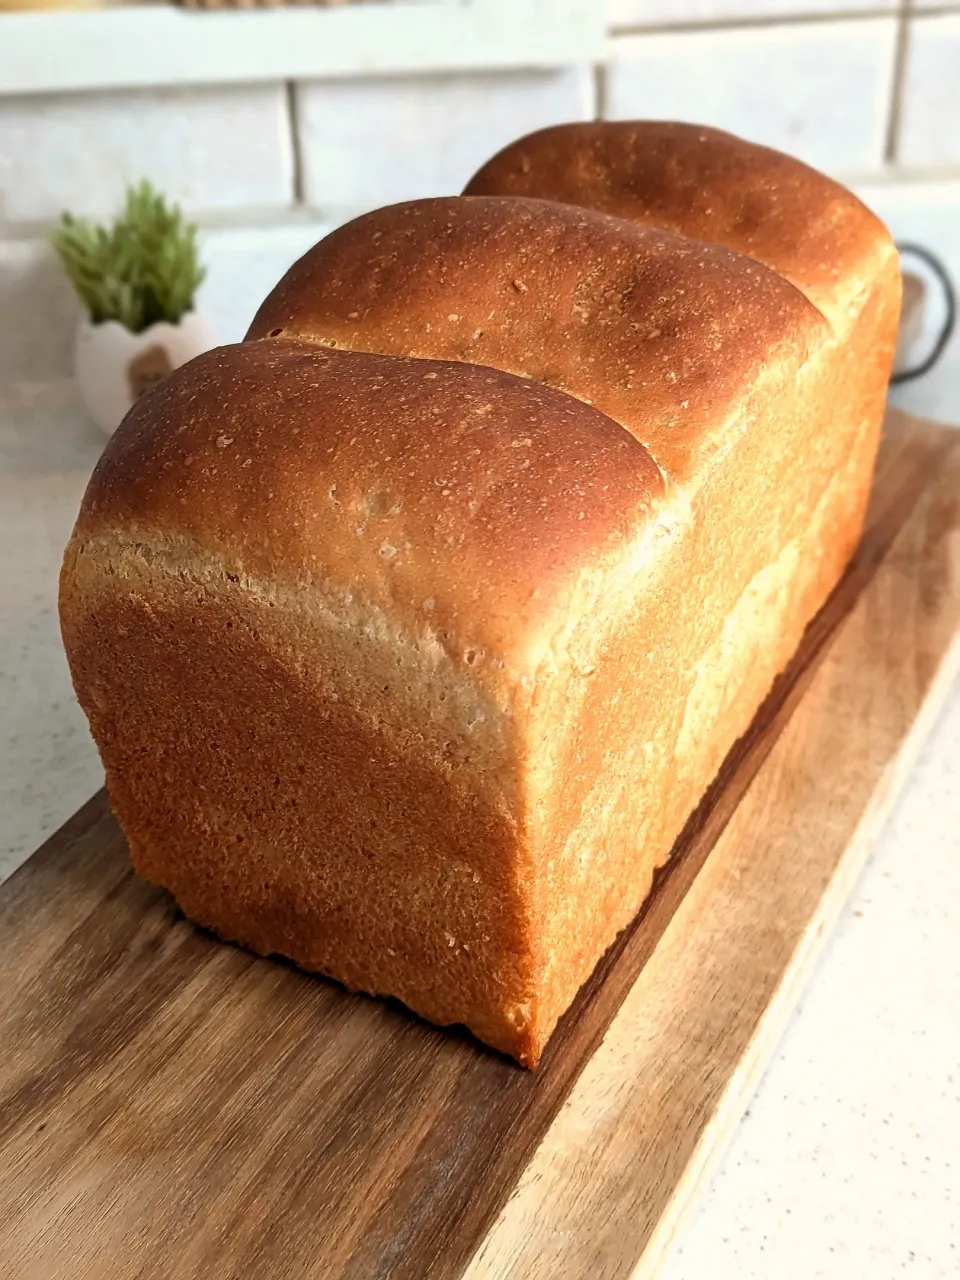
[60,122,900,1066]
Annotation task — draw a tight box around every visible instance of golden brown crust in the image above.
[74,339,664,673]
[464,121,893,328]
[60,125,900,1067]
[63,341,672,1066]
[60,537,542,1063]
[246,195,828,484]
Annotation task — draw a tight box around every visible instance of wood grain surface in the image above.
[1,411,958,1280]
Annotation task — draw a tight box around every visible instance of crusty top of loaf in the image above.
[71,127,886,694]
[72,339,665,675]
[246,195,828,485]
[464,121,893,329]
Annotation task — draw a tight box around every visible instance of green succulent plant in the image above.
[52,180,206,334]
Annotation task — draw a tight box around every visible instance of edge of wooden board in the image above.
[634,630,960,1280]
[463,415,960,1280]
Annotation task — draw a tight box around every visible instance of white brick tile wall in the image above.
[606,19,897,175]
[0,239,80,383]
[897,15,960,169]
[0,84,294,225]
[855,180,960,428]
[0,221,335,382]
[607,0,896,26]
[295,68,595,212]
[198,222,333,346]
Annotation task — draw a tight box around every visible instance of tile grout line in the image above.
[285,81,306,208]
[3,167,960,250]
[609,8,904,40]
[593,62,607,121]
[884,5,913,164]
[0,207,337,244]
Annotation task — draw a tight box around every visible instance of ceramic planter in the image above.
[75,311,217,438]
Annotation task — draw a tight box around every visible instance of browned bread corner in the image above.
[60,123,901,1066]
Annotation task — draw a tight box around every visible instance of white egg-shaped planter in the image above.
[75,311,218,438]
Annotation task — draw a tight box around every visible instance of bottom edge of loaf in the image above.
[127,844,546,1069]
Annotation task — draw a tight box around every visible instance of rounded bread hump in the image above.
[246,195,828,484]
[463,120,893,330]
[72,339,665,666]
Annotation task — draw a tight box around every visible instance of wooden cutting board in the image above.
[2,410,958,1280]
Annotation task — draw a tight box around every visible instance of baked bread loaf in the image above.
[60,122,900,1066]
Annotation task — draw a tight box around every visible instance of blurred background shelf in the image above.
[0,0,603,96]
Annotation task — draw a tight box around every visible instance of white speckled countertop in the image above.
[0,390,106,872]
[1,392,958,1278]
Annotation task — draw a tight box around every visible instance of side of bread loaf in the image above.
[61,124,900,1065]
[461,131,900,1028]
